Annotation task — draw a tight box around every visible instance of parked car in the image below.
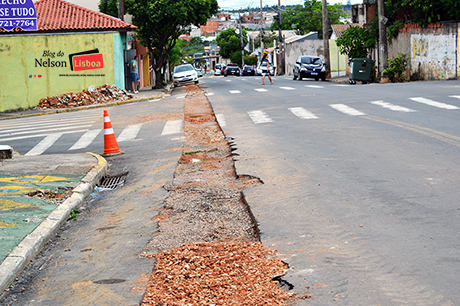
[242,65,255,76]
[214,64,222,76]
[224,63,241,76]
[255,63,275,76]
[293,55,326,81]
[195,69,203,78]
[173,64,198,87]
[220,64,227,75]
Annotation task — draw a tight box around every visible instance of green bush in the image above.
[383,53,409,82]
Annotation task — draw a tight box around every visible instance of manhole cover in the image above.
[99,172,128,190]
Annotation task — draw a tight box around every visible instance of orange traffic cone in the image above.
[102,110,124,157]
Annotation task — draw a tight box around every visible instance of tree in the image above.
[244,54,258,66]
[336,22,378,59]
[124,0,218,88]
[98,0,118,18]
[270,0,344,37]
[385,0,460,38]
[216,28,248,60]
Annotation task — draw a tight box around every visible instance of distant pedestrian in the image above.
[127,55,140,93]
[259,51,274,85]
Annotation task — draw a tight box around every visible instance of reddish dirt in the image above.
[141,85,297,305]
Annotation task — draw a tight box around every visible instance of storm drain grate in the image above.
[99,172,128,190]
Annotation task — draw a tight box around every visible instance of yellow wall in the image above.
[329,40,348,73]
[0,32,116,112]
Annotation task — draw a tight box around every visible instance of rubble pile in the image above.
[37,84,133,109]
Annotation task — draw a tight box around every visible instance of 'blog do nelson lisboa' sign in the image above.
[0,0,37,31]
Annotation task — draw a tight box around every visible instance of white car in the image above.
[255,63,275,76]
[173,64,199,87]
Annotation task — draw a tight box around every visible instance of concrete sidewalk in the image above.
[0,152,107,294]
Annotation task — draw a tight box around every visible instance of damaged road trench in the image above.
[142,85,295,305]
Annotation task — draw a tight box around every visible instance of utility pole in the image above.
[239,8,245,68]
[118,0,124,21]
[277,0,284,75]
[378,0,388,79]
[322,0,331,78]
[260,0,264,52]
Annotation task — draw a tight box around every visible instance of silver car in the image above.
[173,64,199,87]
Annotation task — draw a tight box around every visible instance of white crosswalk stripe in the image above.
[216,114,227,127]
[305,85,324,88]
[25,133,63,156]
[229,90,241,94]
[69,129,102,150]
[117,124,142,142]
[330,104,366,116]
[254,88,268,92]
[248,110,273,124]
[280,87,295,90]
[288,107,318,119]
[162,119,183,135]
[409,97,459,110]
[371,101,416,112]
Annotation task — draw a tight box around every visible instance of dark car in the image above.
[224,63,241,76]
[220,65,227,75]
[293,55,326,81]
[242,65,255,76]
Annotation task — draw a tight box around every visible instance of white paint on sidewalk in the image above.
[69,129,102,150]
[288,107,318,119]
[254,88,268,92]
[229,90,241,94]
[330,104,366,116]
[117,124,142,142]
[248,110,274,124]
[409,97,459,110]
[216,114,227,127]
[371,101,416,112]
[25,133,63,156]
[161,119,183,135]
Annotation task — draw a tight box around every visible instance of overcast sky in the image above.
[218,0,361,10]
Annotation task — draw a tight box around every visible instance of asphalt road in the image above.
[205,75,460,305]
[0,91,186,305]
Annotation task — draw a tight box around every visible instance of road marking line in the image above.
[69,129,102,150]
[117,124,142,142]
[280,87,295,90]
[216,114,227,127]
[288,107,318,119]
[409,97,459,110]
[365,115,460,147]
[248,110,273,124]
[205,92,214,96]
[370,100,416,112]
[330,104,366,116]
[25,133,63,156]
[229,90,241,94]
[0,129,89,142]
[304,85,324,88]
[0,118,97,129]
[334,84,348,87]
[0,123,94,136]
[161,119,183,135]
[254,88,268,92]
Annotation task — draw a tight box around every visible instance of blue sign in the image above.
[0,0,37,31]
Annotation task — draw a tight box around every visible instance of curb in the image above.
[0,93,165,121]
[0,152,108,295]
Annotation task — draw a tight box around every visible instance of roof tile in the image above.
[1,0,136,33]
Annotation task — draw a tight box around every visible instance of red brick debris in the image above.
[141,240,294,306]
[36,84,133,109]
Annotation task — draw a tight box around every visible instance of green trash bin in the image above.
[349,58,373,84]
